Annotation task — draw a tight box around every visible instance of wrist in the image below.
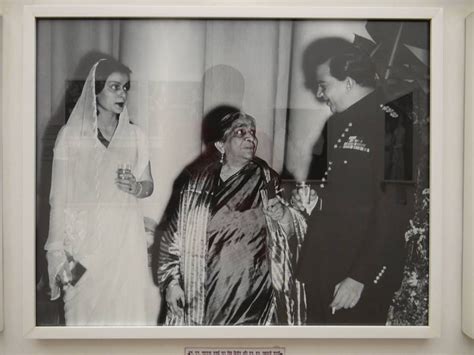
[167,279,180,294]
[278,207,292,224]
[134,181,143,197]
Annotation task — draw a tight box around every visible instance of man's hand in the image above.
[330,277,364,312]
[290,188,319,215]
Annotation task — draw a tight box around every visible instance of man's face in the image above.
[315,61,348,113]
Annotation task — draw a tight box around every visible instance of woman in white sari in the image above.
[45,58,154,325]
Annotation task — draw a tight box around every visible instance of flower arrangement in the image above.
[388,188,429,325]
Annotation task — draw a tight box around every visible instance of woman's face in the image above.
[219,116,258,165]
[96,72,130,115]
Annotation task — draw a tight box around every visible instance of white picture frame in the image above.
[463,11,474,340]
[22,4,444,339]
[0,10,4,334]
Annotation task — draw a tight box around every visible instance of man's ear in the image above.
[346,77,355,91]
[214,141,225,154]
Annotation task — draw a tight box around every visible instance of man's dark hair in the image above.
[95,58,132,95]
[302,37,376,90]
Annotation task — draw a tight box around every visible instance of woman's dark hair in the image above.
[95,58,132,95]
[209,111,256,144]
[302,37,376,89]
[201,105,241,145]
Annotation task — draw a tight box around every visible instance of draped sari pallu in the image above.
[158,158,307,326]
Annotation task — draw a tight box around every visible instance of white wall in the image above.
[2,0,474,354]
[0,12,3,334]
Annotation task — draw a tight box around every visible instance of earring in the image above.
[219,151,225,164]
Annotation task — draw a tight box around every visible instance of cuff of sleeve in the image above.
[44,241,64,251]
[348,271,369,287]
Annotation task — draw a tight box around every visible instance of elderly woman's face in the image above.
[96,71,130,115]
[221,116,258,164]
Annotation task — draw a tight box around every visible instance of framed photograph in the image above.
[463,11,474,339]
[23,5,443,338]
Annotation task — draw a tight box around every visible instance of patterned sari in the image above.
[158,157,306,325]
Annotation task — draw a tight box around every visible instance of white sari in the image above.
[45,60,152,325]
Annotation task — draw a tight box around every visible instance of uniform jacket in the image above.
[298,90,407,307]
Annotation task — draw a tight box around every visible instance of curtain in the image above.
[36,19,121,325]
[119,19,294,220]
[36,18,294,324]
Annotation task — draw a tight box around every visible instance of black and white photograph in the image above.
[35,18,430,328]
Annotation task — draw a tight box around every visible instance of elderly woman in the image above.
[157,112,306,325]
[45,58,154,325]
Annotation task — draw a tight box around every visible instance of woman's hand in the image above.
[166,283,185,316]
[56,260,73,287]
[263,197,295,235]
[263,197,289,222]
[115,169,141,196]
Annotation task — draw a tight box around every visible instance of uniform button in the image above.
[344,160,347,164]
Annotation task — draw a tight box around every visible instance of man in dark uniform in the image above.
[293,38,406,325]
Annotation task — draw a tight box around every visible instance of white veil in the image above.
[44,59,132,300]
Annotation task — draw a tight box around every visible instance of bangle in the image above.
[135,182,143,196]
[167,279,180,292]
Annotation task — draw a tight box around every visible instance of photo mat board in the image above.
[23,5,443,339]
[463,11,474,340]
[0,14,4,333]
